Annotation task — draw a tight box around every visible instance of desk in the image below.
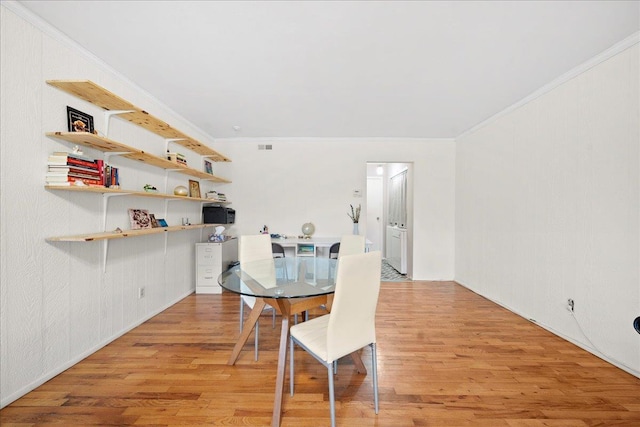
[219,257,366,426]
[271,236,372,257]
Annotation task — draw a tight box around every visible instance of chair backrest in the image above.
[326,251,381,361]
[338,235,365,258]
[328,242,340,259]
[239,235,276,290]
[239,234,273,264]
[271,242,286,258]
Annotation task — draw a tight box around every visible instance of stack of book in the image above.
[46,152,120,187]
[215,192,227,202]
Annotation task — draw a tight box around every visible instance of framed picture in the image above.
[128,208,152,229]
[149,213,159,228]
[157,218,168,227]
[189,180,201,198]
[66,106,95,133]
[204,159,213,175]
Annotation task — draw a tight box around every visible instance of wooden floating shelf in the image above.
[46,132,230,183]
[45,185,231,204]
[47,80,231,162]
[46,224,220,242]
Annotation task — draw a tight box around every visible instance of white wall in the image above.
[0,5,227,407]
[213,138,455,281]
[455,41,640,376]
[0,4,456,407]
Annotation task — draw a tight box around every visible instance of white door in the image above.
[366,177,384,253]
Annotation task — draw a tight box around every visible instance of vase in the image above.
[353,223,359,235]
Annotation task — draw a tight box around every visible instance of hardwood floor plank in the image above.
[1,282,639,426]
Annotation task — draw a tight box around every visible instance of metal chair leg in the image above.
[328,365,336,427]
[372,343,379,414]
[254,320,259,361]
[289,337,295,396]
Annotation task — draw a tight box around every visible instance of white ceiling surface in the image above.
[18,1,640,139]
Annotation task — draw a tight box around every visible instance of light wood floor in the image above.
[2,281,640,426]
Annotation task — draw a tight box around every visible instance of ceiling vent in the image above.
[258,144,273,150]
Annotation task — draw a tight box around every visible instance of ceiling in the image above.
[18,1,640,139]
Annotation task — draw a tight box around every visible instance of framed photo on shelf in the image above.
[157,218,168,227]
[189,180,201,198]
[66,106,95,133]
[204,159,213,175]
[149,214,159,228]
[128,208,152,229]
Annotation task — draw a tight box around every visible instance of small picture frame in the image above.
[128,208,152,230]
[157,218,168,227]
[204,159,213,175]
[149,213,159,228]
[67,106,95,133]
[189,180,201,198]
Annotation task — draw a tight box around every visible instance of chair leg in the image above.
[372,343,379,414]
[328,365,336,427]
[289,337,295,396]
[254,320,259,361]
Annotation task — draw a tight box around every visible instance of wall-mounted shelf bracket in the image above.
[103,110,135,137]
[104,151,133,162]
[165,138,187,153]
[102,192,129,272]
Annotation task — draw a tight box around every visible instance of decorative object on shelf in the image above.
[182,217,190,226]
[174,185,188,196]
[128,208,152,230]
[188,180,201,198]
[143,184,158,193]
[66,106,95,133]
[348,204,361,235]
[206,190,218,199]
[261,225,269,234]
[348,204,361,223]
[157,218,168,227]
[167,151,187,166]
[71,145,84,156]
[204,159,213,174]
[301,222,315,238]
[149,214,159,228]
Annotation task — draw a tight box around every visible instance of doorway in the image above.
[365,162,413,280]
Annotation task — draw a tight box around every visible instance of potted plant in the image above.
[348,204,361,234]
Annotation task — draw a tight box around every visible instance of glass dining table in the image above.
[218,256,367,426]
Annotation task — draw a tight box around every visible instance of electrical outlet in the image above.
[138,287,145,299]
[567,298,574,312]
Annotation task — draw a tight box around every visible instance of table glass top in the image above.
[218,257,337,299]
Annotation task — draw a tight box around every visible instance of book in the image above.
[49,165,101,177]
[46,177,102,186]
[48,155,99,170]
[46,171,102,181]
[51,151,94,162]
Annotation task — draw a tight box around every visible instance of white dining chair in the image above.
[328,234,366,286]
[337,234,366,257]
[238,234,277,361]
[289,251,382,427]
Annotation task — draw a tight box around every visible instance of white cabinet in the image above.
[196,239,238,294]
[386,226,407,274]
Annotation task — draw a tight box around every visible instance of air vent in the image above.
[258,144,273,150]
